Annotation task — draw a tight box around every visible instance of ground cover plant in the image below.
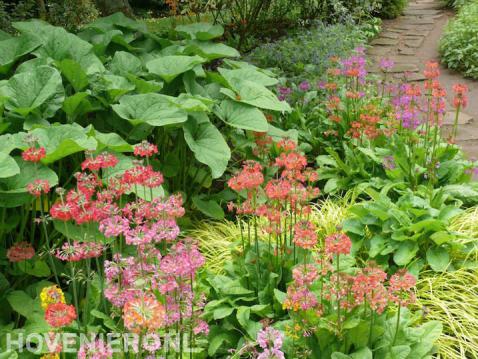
[440,0,478,78]
[246,22,371,84]
[0,7,477,359]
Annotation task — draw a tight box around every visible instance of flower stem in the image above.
[392,305,401,346]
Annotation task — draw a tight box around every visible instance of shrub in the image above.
[440,0,478,78]
[0,0,36,32]
[444,0,467,9]
[0,0,99,33]
[46,0,99,31]
[246,22,366,83]
[376,0,408,19]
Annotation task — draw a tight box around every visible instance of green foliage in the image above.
[247,22,366,83]
[343,187,467,271]
[440,0,478,78]
[0,0,98,33]
[0,0,36,33]
[45,0,99,32]
[0,16,290,212]
[444,0,468,9]
[376,0,408,19]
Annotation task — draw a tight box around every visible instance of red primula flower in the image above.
[325,233,352,256]
[50,202,76,221]
[22,147,46,162]
[7,241,35,262]
[134,141,158,158]
[81,153,119,171]
[45,303,77,327]
[228,161,264,192]
[27,179,50,197]
[453,83,468,109]
[293,221,317,249]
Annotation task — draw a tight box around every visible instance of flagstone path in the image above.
[367,0,478,158]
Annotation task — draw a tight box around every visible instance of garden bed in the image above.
[0,2,477,359]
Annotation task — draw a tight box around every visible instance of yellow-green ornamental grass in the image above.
[414,206,478,359]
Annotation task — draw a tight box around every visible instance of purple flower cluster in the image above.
[341,48,367,84]
[278,86,292,101]
[391,84,422,129]
[379,58,394,72]
[257,327,285,359]
[382,156,396,170]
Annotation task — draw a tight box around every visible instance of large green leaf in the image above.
[218,67,278,87]
[13,20,105,75]
[0,153,20,178]
[93,130,133,152]
[146,55,206,83]
[426,247,450,271]
[410,321,442,357]
[56,59,89,92]
[267,124,298,142]
[192,196,225,219]
[79,28,132,56]
[393,241,419,266]
[215,99,268,132]
[175,23,224,40]
[28,124,97,163]
[109,51,143,75]
[126,74,163,94]
[84,12,148,34]
[0,65,64,119]
[112,93,188,127]
[0,132,27,154]
[183,116,230,179]
[0,157,58,207]
[0,35,41,74]
[6,291,41,319]
[93,74,135,101]
[185,41,240,60]
[173,93,214,112]
[62,92,94,120]
[221,80,290,112]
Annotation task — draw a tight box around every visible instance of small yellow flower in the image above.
[40,354,60,359]
[40,286,65,310]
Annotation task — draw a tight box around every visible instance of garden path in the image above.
[367,0,478,158]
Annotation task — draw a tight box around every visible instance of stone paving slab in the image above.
[381,32,401,39]
[371,38,399,46]
[404,38,425,48]
[400,18,437,25]
[397,47,417,55]
[408,3,445,10]
[367,0,478,157]
[390,24,434,31]
[403,9,442,16]
[443,111,474,126]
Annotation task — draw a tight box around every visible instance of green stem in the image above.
[392,306,401,346]
[336,254,341,335]
[368,308,374,346]
[39,195,60,286]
